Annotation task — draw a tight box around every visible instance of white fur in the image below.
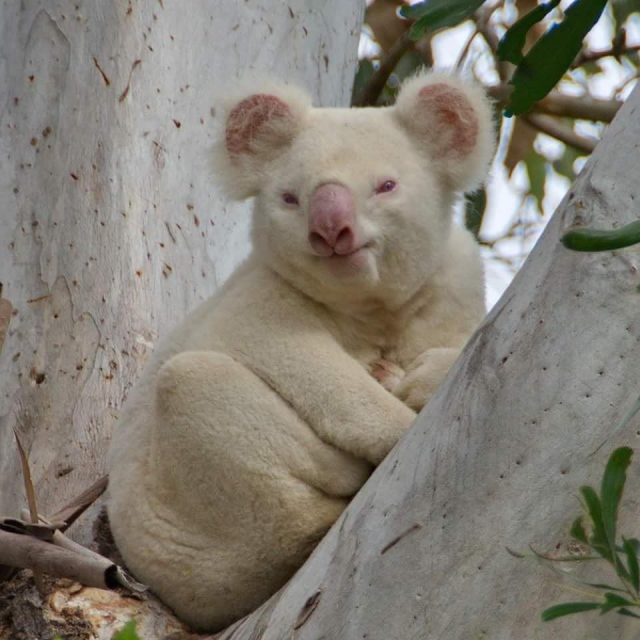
[107,72,495,631]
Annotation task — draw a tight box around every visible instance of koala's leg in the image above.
[127,350,368,630]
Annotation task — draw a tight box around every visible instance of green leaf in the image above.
[505,0,609,116]
[561,220,640,252]
[352,59,375,106]
[600,447,633,554]
[524,149,547,213]
[580,486,611,561]
[570,516,589,544]
[542,602,600,621]
[400,0,487,40]
[465,188,486,239]
[497,0,562,64]
[601,591,636,614]
[552,145,586,181]
[617,607,640,619]
[112,621,139,640]
[623,537,640,592]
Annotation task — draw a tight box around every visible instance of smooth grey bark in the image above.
[0,0,363,546]
[214,85,640,639]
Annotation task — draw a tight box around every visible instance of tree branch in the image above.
[352,30,413,107]
[523,113,597,153]
[573,44,640,68]
[487,84,622,122]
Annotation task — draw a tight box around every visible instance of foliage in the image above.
[399,0,486,40]
[358,0,638,289]
[499,0,609,116]
[112,621,139,640]
[561,220,640,251]
[509,395,640,623]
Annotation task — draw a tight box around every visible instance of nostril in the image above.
[334,227,355,255]
[308,231,334,257]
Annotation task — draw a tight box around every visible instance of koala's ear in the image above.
[394,73,495,192]
[213,83,311,200]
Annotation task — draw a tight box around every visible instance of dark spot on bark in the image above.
[93,57,111,86]
[70,173,78,181]
[173,119,181,128]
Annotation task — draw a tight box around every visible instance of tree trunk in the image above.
[0,0,363,549]
[213,85,640,639]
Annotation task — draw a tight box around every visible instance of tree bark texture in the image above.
[214,85,640,639]
[0,0,363,548]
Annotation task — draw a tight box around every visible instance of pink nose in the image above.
[308,183,358,256]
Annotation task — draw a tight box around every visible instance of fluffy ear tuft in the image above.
[394,72,496,192]
[213,81,311,200]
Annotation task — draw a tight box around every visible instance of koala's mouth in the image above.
[318,242,373,274]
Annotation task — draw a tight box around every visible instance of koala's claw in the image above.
[370,359,405,393]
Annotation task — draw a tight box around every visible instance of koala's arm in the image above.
[235,332,416,466]
[391,346,464,411]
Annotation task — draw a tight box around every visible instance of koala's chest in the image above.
[338,314,435,371]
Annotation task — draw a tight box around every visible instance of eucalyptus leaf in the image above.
[561,220,640,252]
[112,621,139,640]
[617,607,640,619]
[505,0,609,116]
[497,0,562,64]
[600,591,635,614]
[400,0,486,40]
[541,601,600,621]
[570,516,589,544]
[524,149,546,213]
[465,188,486,239]
[600,447,633,554]
[580,486,611,561]
[623,537,640,593]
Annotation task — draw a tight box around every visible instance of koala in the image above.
[107,72,494,631]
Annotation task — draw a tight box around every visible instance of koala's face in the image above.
[217,75,495,310]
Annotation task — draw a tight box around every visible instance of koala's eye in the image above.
[375,180,397,195]
[282,193,299,207]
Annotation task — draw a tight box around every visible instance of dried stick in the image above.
[0,526,146,592]
[50,474,108,531]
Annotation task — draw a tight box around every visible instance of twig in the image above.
[475,13,510,82]
[573,44,640,68]
[13,430,45,593]
[49,474,108,531]
[523,113,597,153]
[486,84,621,122]
[353,30,414,107]
[0,297,12,356]
[453,29,479,70]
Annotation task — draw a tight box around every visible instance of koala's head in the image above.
[215,73,495,311]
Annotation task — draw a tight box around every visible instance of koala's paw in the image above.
[393,348,460,412]
[369,359,405,393]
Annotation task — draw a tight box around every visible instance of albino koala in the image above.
[107,72,494,631]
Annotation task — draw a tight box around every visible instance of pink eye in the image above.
[376,180,397,194]
[282,193,299,206]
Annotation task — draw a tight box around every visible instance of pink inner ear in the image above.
[418,83,479,155]
[225,94,290,157]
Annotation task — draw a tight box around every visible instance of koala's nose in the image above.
[308,183,358,256]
